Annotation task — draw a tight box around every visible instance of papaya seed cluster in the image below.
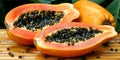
[13,10,64,31]
[45,27,103,46]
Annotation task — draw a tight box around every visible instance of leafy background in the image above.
[0,0,120,32]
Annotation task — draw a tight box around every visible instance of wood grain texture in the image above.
[0,29,120,60]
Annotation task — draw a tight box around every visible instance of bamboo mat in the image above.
[0,29,120,60]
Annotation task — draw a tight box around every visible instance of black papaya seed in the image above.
[13,10,64,31]
[45,27,103,46]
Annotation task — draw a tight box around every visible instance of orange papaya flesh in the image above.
[74,1,116,27]
[4,3,79,45]
[34,22,117,57]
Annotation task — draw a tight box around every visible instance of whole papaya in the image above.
[74,0,116,27]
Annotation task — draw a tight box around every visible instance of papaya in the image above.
[74,1,116,27]
[4,3,79,45]
[34,22,117,57]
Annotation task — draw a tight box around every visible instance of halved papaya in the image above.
[4,3,79,45]
[34,22,117,57]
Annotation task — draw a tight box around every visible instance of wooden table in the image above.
[0,29,120,60]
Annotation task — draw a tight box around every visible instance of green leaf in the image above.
[31,0,75,4]
[72,0,77,3]
[90,0,105,4]
[116,9,120,32]
[106,0,120,20]
[105,0,120,32]
[38,0,51,4]
[30,0,51,3]
[30,0,41,3]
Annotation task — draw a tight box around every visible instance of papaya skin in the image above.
[7,28,36,45]
[4,3,79,45]
[34,22,117,57]
[7,31,34,45]
[74,1,116,27]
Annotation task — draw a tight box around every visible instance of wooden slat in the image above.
[0,29,120,60]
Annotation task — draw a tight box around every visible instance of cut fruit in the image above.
[34,22,117,57]
[5,3,79,45]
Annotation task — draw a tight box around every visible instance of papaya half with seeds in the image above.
[4,3,79,45]
[74,1,116,27]
[34,22,117,57]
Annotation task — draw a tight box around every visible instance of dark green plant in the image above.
[30,0,77,4]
